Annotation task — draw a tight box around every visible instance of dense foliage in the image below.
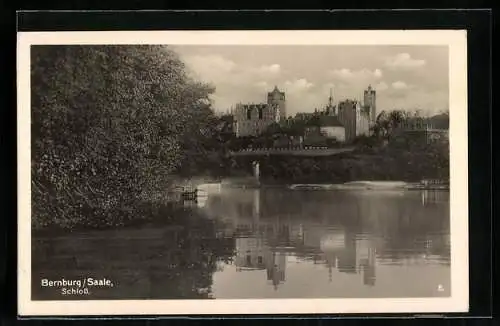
[228,111,449,184]
[229,139,448,184]
[31,45,216,229]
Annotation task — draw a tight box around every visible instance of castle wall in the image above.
[356,102,371,137]
[234,103,278,137]
[338,100,357,143]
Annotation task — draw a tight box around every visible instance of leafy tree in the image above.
[263,122,283,136]
[31,45,215,229]
[286,119,307,136]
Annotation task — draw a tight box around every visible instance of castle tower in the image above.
[364,84,377,122]
[267,86,287,119]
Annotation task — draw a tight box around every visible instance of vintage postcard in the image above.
[17,30,468,316]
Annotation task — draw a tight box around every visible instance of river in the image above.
[32,185,450,300]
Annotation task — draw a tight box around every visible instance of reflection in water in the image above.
[32,185,450,300]
[204,187,450,298]
[234,236,287,290]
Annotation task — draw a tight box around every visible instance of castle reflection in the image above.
[234,236,287,289]
[202,187,450,290]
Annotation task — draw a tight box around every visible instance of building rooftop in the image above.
[268,85,285,94]
[238,103,268,108]
[295,112,315,117]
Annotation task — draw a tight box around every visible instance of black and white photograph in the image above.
[17,30,469,315]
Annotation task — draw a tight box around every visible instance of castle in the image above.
[233,86,287,137]
[232,84,377,143]
[337,98,371,142]
[314,85,376,143]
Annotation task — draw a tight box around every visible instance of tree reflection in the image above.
[32,207,235,300]
[148,213,235,299]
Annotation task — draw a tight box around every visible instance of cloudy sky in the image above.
[171,45,449,116]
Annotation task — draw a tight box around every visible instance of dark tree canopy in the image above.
[31,45,215,229]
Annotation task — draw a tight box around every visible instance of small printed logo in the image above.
[437,284,444,292]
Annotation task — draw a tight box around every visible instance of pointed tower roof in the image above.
[268,85,284,96]
[328,87,334,107]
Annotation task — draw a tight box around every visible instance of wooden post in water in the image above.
[252,160,260,184]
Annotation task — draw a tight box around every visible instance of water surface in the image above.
[32,186,450,300]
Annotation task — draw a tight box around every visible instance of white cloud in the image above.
[384,53,426,69]
[259,64,281,74]
[184,54,236,73]
[284,78,314,92]
[182,54,237,85]
[391,81,410,90]
[391,81,416,91]
[374,68,383,78]
[329,68,383,82]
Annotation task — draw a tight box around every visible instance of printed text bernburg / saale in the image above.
[41,277,114,288]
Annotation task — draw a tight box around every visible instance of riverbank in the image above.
[228,144,449,185]
[288,181,408,191]
[292,180,450,190]
[217,179,449,191]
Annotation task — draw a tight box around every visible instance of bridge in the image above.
[229,146,356,157]
[228,146,356,184]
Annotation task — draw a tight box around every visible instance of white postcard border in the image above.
[17,30,469,316]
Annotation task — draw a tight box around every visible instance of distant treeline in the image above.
[227,133,449,184]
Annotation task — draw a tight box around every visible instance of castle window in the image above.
[258,256,263,264]
[247,108,252,120]
[258,106,263,119]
